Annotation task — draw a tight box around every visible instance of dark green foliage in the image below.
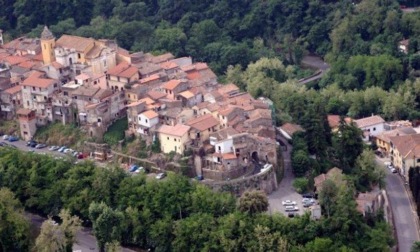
[409,167,420,217]
[103,117,128,146]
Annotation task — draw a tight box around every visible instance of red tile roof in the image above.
[327,115,352,128]
[163,79,182,90]
[355,115,385,128]
[4,55,29,66]
[4,85,22,95]
[107,62,139,78]
[159,124,190,137]
[22,71,56,88]
[142,110,159,119]
[187,114,219,131]
[160,61,178,70]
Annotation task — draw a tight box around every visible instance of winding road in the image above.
[298,55,330,84]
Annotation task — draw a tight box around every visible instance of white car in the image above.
[2,135,9,140]
[282,200,297,206]
[156,172,166,180]
[302,198,315,204]
[285,206,299,212]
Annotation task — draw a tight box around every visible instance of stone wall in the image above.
[202,164,278,196]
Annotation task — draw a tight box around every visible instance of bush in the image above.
[293,177,309,193]
[103,117,128,146]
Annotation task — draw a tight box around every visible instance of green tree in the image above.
[237,190,269,215]
[35,217,67,252]
[0,188,30,251]
[293,177,309,193]
[354,150,386,190]
[333,119,364,173]
[318,179,338,218]
[411,241,420,252]
[59,209,82,252]
[89,202,124,252]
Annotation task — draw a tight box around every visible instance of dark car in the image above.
[7,136,19,142]
[35,143,47,149]
[27,140,37,147]
[195,175,204,181]
[302,192,315,198]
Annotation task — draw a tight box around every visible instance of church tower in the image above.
[40,26,55,65]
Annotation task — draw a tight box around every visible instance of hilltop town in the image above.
[0,27,277,181]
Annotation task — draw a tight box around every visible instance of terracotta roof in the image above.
[280,123,304,136]
[163,79,182,90]
[126,100,145,108]
[178,90,194,99]
[17,108,33,115]
[51,61,64,69]
[223,153,237,160]
[400,39,410,46]
[3,85,22,95]
[4,55,29,66]
[196,101,210,109]
[159,124,190,137]
[207,103,220,112]
[22,71,56,88]
[141,110,159,119]
[56,35,95,52]
[354,115,385,128]
[187,71,201,80]
[218,107,236,117]
[314,167,343,190]
[210,127,239,141]
[76,73,90,80]
[107,62,138,78]
[160,61,178,70]
[71,86,100,97]
[147,90,167,100]
[218,83,239,95]
[249,109,272,120]
[150,53,174,64]
[376,127,416,143]
[327,115,353,128]
[93,89,113,100]
[18,61,39,69]
[390,134,420,159]
[187,114,219,131]
[140,74,161,84]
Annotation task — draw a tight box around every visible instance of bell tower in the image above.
[40,26,55,65]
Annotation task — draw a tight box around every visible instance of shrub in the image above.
[103,117,128,146]
[293,177,309,193]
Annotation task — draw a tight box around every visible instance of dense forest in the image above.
[0,148,393,251]
[1,0,419,122]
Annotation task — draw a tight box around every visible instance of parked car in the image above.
[302,193,315,198]
[129,165,139,172]
[285,206,299,212]
[63,148,73,154]
[29,141,38,148]
[156,172,166,180]
[388,164,394,170]
[35,143,47,149]
[302,198,315,204]
[2,135,9,140]
[134,167,145,174]
[303,202,314,208]
[282,200,297,206]
[7,136,19,142]
[384,161,391,166]
[58,146,67,152]
[49,146,59,151]
[195,175,204,181]
[27,140,36,146]
[391,168,397,173]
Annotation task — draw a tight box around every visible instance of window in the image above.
[167,137,169,140]
[44,44,46,50]
[218,146,221,151]
[145,119,148,123]
[54,83,57,88]
[77,53,81,59]
[50,44,52,49]
[39,88,41,91]
[32,87,35,91]
[417,158,420,163]
[174,138,177,141]
[373,127,376,131]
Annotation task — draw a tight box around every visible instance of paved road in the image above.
[1,140,136,252]
[376,156,419,252]
[268,135,313,216]
[298,55,330,84]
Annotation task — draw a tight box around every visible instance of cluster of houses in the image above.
[280,113,420,182]
[0,27,278,181]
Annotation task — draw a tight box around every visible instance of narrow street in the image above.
[376,156,420,252]
[268,135,307,216]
